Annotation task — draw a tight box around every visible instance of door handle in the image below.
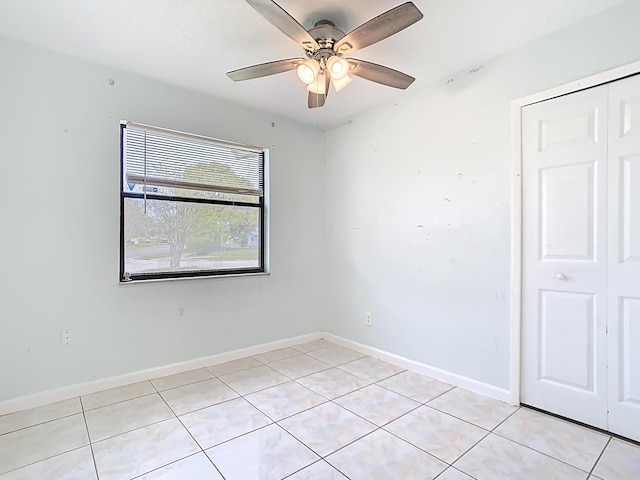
[556,273,568,280]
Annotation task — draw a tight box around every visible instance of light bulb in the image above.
[326,56,349,81]
[296,59,320,84]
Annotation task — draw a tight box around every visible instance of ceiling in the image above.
[0,0,627,127]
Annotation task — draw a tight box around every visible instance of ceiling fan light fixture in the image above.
[307,73,328,95]
[332,74,352,92]
[296,59,320,84]
[228,0,424,109]
[327,56,349,81]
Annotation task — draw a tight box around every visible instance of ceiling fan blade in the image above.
[348,59,415,89]
[246,0,320,52]
[334,2,423,55]
[308,91,326,109]
[307,74,330,108]
[227,58,305,81]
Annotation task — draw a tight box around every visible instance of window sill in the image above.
[119,271,271,285]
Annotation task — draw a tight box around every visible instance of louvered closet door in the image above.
[521,86,609,429]
[607,74,640,441]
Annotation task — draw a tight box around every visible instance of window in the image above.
[120,121,267,282]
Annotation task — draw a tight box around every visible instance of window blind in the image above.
[122,121,264,198]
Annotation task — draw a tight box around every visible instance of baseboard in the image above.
[0,330,513,416]
[321,332,513,404]
[0,331,322,416]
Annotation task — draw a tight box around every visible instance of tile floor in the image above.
[0,339,639,479]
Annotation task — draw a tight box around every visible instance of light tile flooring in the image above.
[1,339,639,479]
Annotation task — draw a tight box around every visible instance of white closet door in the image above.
[521,86,609,428]
[607,74,640,441]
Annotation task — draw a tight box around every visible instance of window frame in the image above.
[119,122,268,283]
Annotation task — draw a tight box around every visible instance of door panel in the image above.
[620,94,640,138]
[608,74,640,442]
[539,162,596,260]
[538,290,596,391]
[539,105,600,151]
[521,86,608,429]
[620,156,640,262]
[619,297,640,405]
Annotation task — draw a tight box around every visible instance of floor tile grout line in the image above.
[153,375,225,394]
[267,397,384,470]
[0,411,92,477]
[445,427,492,469]
[89,415,183,445]
[328,394,423,430]
[435,465,480,480]
[268,421,329,475]
[242,388,331,424]
[420,385,458,404]
[280,458,347,480]
[126,451,216,480]
[488,429,599,475]
[80,397,101,480]
[374,371,456,404]
[0,410,83,437]
[205,356,262,377]
[380,423,456,466]
[150,385,229,480]
[82,391,160,415]
[155,385,202,448]
[81,382,157,412]
[521,403,640,447]
[0,444,91,478]
[489,404,521,432]
[587,436,612,478]
[418,403,495,433]
[495,407,614,469]
[259,351,336,378]
[0,396,85,437]
[304,378,374,402]
[422,402,519,433]
[215,371,290,398]
[150,369,216,393]
[255,347,309,360]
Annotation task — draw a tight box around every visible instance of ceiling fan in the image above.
[227,0,424,109]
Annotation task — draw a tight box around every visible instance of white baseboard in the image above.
[0,332,321,416]
[0,330,514,416]
[321,332,513,404]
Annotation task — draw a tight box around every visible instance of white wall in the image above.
[0,37,325,402]
[322,0,640,390]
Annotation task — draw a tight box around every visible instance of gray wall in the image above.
[0,37,325,402]
[321,0,640,390]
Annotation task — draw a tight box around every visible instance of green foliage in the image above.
[188,236,215,255]
[126,159,260,269]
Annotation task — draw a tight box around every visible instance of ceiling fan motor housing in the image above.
[306,20,346,72]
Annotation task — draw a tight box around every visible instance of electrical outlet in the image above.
[365,312,373,326]
[60,329,73,347]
